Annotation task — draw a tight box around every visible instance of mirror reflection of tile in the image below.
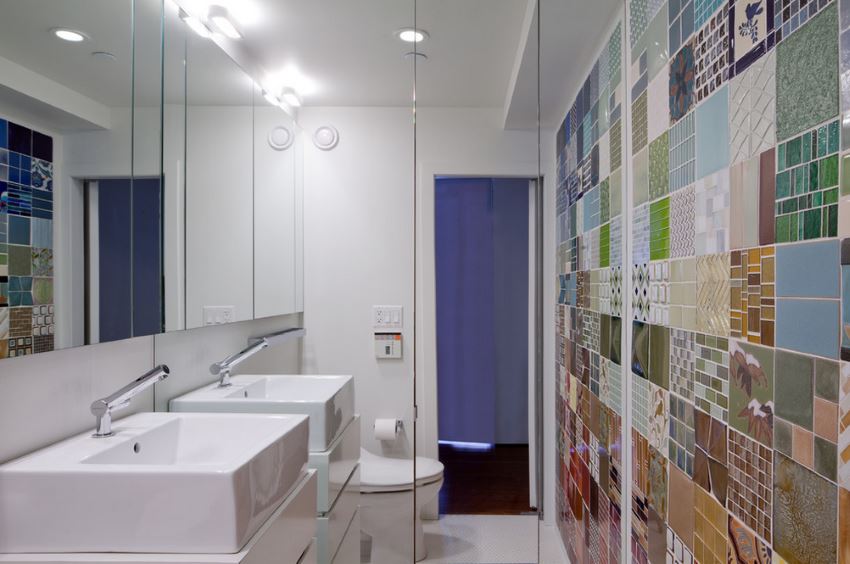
[0,117,54,358]
[555,1,850,562]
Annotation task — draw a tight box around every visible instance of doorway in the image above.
[434,177,534,516]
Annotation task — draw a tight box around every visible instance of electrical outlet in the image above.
[373,305,403,330]
[203,306,235,326]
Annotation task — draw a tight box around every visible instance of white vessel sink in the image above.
[0,412,309,554]
[170,374,354,452]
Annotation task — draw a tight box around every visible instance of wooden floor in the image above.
[437,443,533,515]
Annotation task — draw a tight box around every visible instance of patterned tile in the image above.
[670,257,698,330]
[633,92,649,154]
[635,148,650,206]
[693,483,727,564]
[670,392,696,476]
[840,362,850,489]
[633,263,650,322]
[728,340,774,447]
[773,452,838,563]
[696,253,731,336]
[727,513,771,562]
[694,408,728,505]
[729,247,775,346]
[774,119,840,242]
[649,132,669,200]
[650,197,671,260]
[634,367,653,439]
[670,40,697,127]
[775,3,839,141]
[649,384,669,453]
[630,0,650,48]
[695,0,726,29]
[634,203,651,264]
[694,332,730,421]
[727,428,773,543]
[729,51,776,166]
[648,444,668,520]
[648,259,669,325]
[611,120,623,171]
[694,7,730,104]
[610,214,623,267]
[611,264,623,317]
[773,0,836,45]
[671,329,697,401]
[669,113,696,192]
[670,184,696,258]
[729,0,775,78]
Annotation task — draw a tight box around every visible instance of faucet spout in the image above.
[90,365,170,438]
[210,339,268,387]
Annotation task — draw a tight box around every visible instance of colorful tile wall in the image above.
[0,116,53,358]
[556,2,846,562]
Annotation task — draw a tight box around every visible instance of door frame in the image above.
[415,161,544,518]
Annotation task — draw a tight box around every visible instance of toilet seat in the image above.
[359,448,444,493]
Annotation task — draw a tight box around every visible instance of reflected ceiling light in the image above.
[281,87,302,108]
[52,28,86,42]
[405,51,428,61]
[262,90,280,106]
[265,66,318,98]
[91,51,117,62]
[179,10,212,38]
[209,5,242,39]
[396,28,428,43]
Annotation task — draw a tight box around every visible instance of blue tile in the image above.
[8,216,29,245]
[776,299,840,358]
[776,240,840,297]
[695,85,730,179]
[9,152,18,168]
[0,119,6,149]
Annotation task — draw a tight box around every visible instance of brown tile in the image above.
[669,464,695,551]
[792,426,814,469]
[759,148,775,246]
[840,488,850,564]
[813,397,838,442]
[694,486,726,564]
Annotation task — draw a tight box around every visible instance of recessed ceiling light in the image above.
[397,28,428,43]
[52,28,86,42]
[282,87,302,108]
[209,5,242,39]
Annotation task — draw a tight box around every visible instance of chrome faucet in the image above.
[90,365,170,438]
[209,327,306,387]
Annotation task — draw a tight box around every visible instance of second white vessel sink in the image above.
[170,374,354,451]
[0,412,309,554]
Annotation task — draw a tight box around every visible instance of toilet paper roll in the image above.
[374,418,400,441]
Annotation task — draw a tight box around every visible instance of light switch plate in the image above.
[375,333,402,359]
[203,306,235,325]
[373,305,403,330]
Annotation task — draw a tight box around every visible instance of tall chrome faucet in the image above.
[90,365,170,438]
[210,327,306,387]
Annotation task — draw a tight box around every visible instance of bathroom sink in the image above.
[0,412,309,554]
[170,374,354,452]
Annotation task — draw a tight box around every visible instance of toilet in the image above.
[358,448,444,562]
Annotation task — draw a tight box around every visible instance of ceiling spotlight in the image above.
[282,87,302,108]
[263,90,280,106]
[52,28,86,42]
[209,5,242,39]
[179,9,212,38]
[397,28,428,43]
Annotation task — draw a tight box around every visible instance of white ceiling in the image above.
[0,0,621,131]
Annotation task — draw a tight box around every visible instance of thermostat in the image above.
[375,333,402,359]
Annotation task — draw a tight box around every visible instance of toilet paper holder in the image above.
[373,418,403,440]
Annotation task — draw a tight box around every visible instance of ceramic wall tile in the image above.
[611,120,623,172]
[671,184,697,258]
[727,428,773,543]
[696,253,731,336]
[694,8,730,103]
[634,263,651,321]
[635,148,651,206]
[728,340,775,446]
[648,68,672,141]
[775,3,839,142]
[635,203,652,264]
[693,483,727,564]
[776,239,840,297]
[634,92,650,154]
[670,41,698,124]
[729,0,775,78]
[670,257,698,329]
[729,51,777,166]
[695,173,731,255]
[775,298,840,358]
[695,0,726,29]
[671,328,697,401]
[694,408,729,504]
[649,132,671,200]
[727,513,771,563]
[773,0,837,45]
[841,362,850,490]
[648,444,669,519]
[730,247,775,346]
[696,86,732,179]
[694,332,731,420]
[669,463,696,550]
[670,392,697,475]
[635,361,653,439]
[670,114,696,192]
[649,259,670,324]
[669,0,696,55]
[772,452,838,564]
[650,197,672,260]
[667,524,696,563]
[729,156,763,249]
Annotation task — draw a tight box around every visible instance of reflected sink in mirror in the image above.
[0,412,309,554]
[170,375,354,452]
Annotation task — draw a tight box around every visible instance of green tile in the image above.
[804,208,822,239]
[600,223,610,268]
[809,161,820,192]
[795,166,807,194]
[600,178,611,224]
[791,211,800,241]
[648,132,669,200]
[825,187,839,205]
[776,4,840,141]
[788,137,803,167]
[817,125,828,158]
[841,154,850,196]
[774,418,793,457]
[828,120,840,154]
[815,359,839,402]
[774,350,814,429]
[828,204,838,237]
[813,192,823,207]
[777,171,792,199]
[776,215,791,242]
[821,154,839,187]
[778,143,787,171]
[814,436,837,482]
[803,132,812,161]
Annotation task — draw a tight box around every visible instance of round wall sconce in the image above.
[313,125,339,151]
[268,126,294,151]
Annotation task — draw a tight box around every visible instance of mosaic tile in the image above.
[775,120,840,242]
[633,263,651,322]
[631,0,651,48]
[669,113,696,192]
[669,0,695,55]
[695,173,730,255]
[610,215,623,268]
[729,247,775,346]
[670,257,698,330]
[671,329,697,401]
[773,0,836,45]
[611,120,623,172]
[729,51,776,166]
[695,0,726,29]
[693,483,727,564]
[727,428,773,543]
[694,332,730,421]
[670,392,697,476]
[667,525,695,563]
[728,340,774,446]
[634,365,653,439]
[696,253,731,336]
[727,513,771,563]
[694,8,729,104]
[600,224,611,269]
[696,87,731,179]
[773,452,837,564]
[694,408,728,504]
[634,92,649,155]
[650,197,671,260]
[649,132,670,200]
[670,184,696,258]
[611,264,624,317]
[775,3,839,141]
[634,203,652,264]
[670,41,697,124]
